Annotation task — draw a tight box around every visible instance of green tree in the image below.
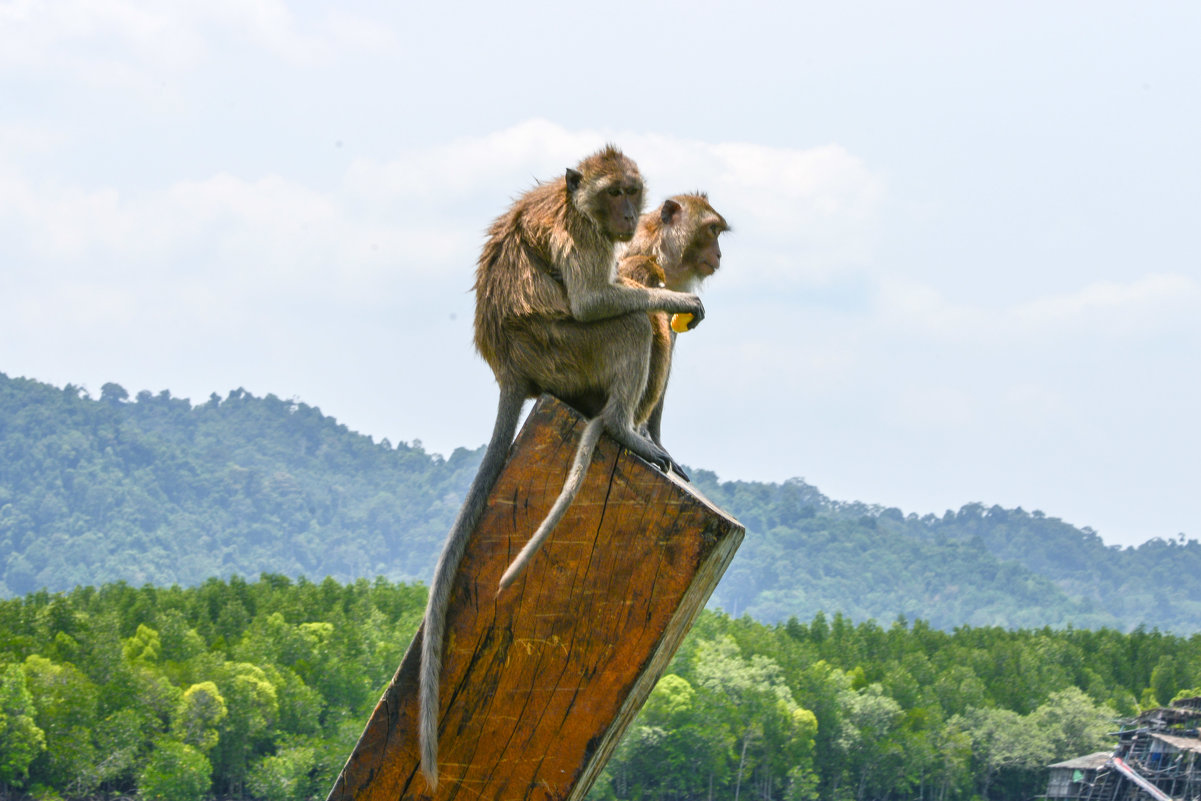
[172,681,227,753]
[692,636,817,801]
[606,673,725,801]
[927,717,974,801]
[0,662,46,787]
[246,740,319,801]
[22,655,100,795]
[209,661,280,794]
[1147,655,1188,707]
[123,623,162,664]
[834,682,904,801]
[954,706,1047,800]
[138,740,211,801]
[1028,687,1116,762]
[100,383,129,404]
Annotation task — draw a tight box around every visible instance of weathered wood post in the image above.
[327,395,744,801]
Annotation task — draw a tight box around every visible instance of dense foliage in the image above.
[1,576,1199,800]
[0,373,479,595]
[693,475,1201,631]
[3,372,1200,632]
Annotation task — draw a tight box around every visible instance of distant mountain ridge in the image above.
[2,371,1198,631]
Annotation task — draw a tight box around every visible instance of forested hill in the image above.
[2,372,1199,631]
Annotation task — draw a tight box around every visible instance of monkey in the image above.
[419,145,705,789]
[620,193,729,448]
[493,194,730,595]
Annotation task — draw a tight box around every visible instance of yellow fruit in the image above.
[670,313,693,333]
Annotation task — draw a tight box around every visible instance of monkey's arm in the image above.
[562,262,705,324]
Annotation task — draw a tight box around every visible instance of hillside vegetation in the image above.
[2,372,1200,631]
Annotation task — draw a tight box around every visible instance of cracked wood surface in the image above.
[326,395,744,801]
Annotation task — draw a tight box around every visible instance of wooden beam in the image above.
[327,395,744,801]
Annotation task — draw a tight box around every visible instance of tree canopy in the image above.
[2,576,1198,800]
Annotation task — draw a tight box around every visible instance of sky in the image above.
[2,1,1198,548]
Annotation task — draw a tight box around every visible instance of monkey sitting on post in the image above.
[495,193,731,593]
[419,145,705,789]
[620,193,730,448]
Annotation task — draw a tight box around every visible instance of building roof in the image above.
[1137,705,1201,726]
[1049,752,1113,770]
[1150,732,1201,754]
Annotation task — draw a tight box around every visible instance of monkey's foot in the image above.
[632,445,672,474]
[644,444,691,482]
[668,460,690,482]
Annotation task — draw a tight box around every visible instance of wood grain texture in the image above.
[327,395,744,801]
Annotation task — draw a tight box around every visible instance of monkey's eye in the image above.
[625,187,641,196]
[607,187,621,197]
[709,224,720,236]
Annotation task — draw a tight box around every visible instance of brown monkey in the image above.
[495,196,729,594]
[620,193,729,446]
[420,146,704,788]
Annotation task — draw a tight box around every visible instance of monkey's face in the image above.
[697,224,724,276]
[599,180,644,242]
[566,147,645,242]
[681,220,725,280]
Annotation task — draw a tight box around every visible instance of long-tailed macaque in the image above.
[494,193,730,593]
[419,146,705,788]
[620,193,729,446]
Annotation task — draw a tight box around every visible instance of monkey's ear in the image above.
[565,168,583,193]
[660,198,682,224]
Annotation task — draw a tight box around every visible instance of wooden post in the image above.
[327,395,744,801]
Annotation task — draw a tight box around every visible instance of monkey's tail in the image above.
[419,387,525,789]
[497,415,604,593]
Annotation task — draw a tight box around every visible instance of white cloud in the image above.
[8,117,1190,407]
[0,122,68,155]
[621,135,886,285]
[0,0,394,90]
[196,0,398,65]
[0,0,202,84]
[344,120,605,202]
[877,273,1201,344]
[1013,274,1201,336]
[341,120,887,288]
[999,383,1067,426]
[895,386,975,430]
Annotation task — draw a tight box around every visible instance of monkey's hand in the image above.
[676,295,705,329]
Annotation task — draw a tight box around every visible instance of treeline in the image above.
[2,576,1200,801]
[3,372,1201,631]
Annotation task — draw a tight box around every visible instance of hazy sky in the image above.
[2,1,1198,547]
